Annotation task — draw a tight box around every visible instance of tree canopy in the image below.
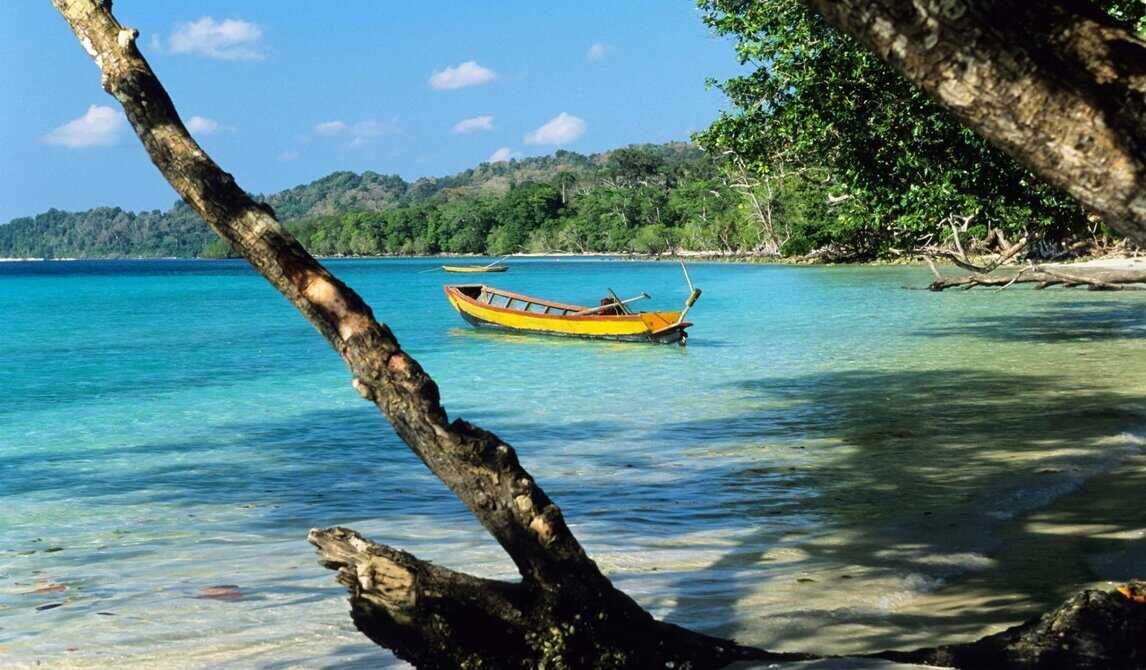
[694,0,1145,257]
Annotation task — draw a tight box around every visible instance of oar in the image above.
[673,259,702,325]
[571,292,650,316]
[679,259,695,293]
[606,288,631,315]
[483,255,510,269]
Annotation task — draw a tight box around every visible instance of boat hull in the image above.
[444,285,690,344]
[442,265,509,273]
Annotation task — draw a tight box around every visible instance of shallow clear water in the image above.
[1,258,1144,668]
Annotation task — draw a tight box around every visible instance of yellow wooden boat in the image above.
[441,264,508,273]
[444,283,701,344]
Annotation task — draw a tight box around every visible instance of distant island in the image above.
[1,140,1127,263]
[1,143,734,260]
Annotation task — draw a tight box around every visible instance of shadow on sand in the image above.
[651,366,1145,654]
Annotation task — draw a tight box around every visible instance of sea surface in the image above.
[1,258,1145,669]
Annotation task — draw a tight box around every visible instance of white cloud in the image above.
[278,150,300,162]
[488,147,520,163]
[314,120,348,136]
[524,113,586,146]
[429,61,497,90]
[185,115,219,135]
[314,118,400,148]
[586,43,610,62]
[451,115,494,134]
[350,119,399,138]
[169,17,264,61]
[43,105,126,148]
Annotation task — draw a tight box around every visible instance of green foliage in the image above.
[4,143,788,259]
[199,237,238,259]
[0,205,214,259]
[1104,0,1146,31]
[692,0,1130,258]
[631,224,674,255]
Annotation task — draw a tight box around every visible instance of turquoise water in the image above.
[2,258,1145,668]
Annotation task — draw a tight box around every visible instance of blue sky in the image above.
[0,2,742,223]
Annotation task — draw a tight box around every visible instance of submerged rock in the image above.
[196,585,242,601]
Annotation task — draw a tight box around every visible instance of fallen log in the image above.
[308,527,795,668]
[52,1,1146,667]
[874,582,1146,670]
[916,219,1030,275]
[926,264,1146,291]
[314,525,1146,669]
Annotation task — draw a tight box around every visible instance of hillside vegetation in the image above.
[2,144,734,259]
[0,139,1111,260]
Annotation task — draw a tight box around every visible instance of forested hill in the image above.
[0,136,1108,260]
[0,143,714,259]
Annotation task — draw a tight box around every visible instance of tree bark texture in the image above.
[803,0,1146,246]
[53,1,1146,667]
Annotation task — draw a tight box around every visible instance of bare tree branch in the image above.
[49,0,589,591]
[919,226,1030,274]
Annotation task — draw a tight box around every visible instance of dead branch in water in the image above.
[927,264,1146,291]
[916,218,1146,291]
[915,215,1030,275]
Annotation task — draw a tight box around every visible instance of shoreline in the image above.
[3,251,1144,273]
[4,249,1141,276]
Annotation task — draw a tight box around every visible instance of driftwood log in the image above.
[923,257,1146,291]
[915,221,1146,290]
[53,1,1146,667]
[875,582,1146,669]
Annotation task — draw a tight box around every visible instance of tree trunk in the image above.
[47,1,791,666]
[52,1,1146,667]
[803,0,1146,246]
